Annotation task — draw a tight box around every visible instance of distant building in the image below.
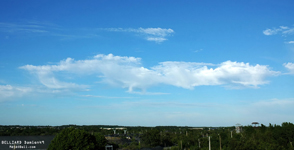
[105,145,113,150]
[235,123,242,133]
[188,128,203,130]
[252,122,259,127]
[126,136,132,140]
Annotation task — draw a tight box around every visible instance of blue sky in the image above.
[0,0,294,126]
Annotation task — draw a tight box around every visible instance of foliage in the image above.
[94,132,108,150]
[2,123,294,149]
[47,127,100,150]
[141,128,161,147]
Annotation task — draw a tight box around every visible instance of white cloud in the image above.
[20,54,280,93]
[263,26,294,35]
[193,49,203,53]
[279,26,289,30]
[118,100,219,108]
[127,91,170,95]
[138,28,174,37]
[102,27,174,43]
[153,61,279,89]
[283,62,294,74]
[253,98,294,106]
[146,37,167,43]
[0,83,87,102]
[20,63,86,89]
[263,28,282,35]
[82,95,137,99]
[282,28,294,34]
[0,22,100,40]
[0,85,32,102]
[0,22,48,33]
[287,41,294,44]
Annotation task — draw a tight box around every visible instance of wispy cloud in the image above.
[193,49,203,53]
[1,22,173,42]
[146,37,167,43]
[0,85,32,102]
[19,64,89,90]
[0,21,99,40]
[51,33,99,40]
[119,100,220,108]
[263,26,294,36]
[0,83,91,102]
[102,27,174,43]
[82,95,137,99]
[127,91,170,95]
[253,98,294,106]
[20,54,280,93]
[0,22,49,33]
[283,62,294,74]
[286,41,294,44]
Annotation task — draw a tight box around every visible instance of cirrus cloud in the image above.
[102,27,174,43]
[263,26,294,36]
[0,85,32,102]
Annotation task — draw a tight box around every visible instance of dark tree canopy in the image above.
[48,127,106,150]
[94,132,108,150]
[142,129,161,147]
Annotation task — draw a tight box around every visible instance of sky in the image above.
[0,0,294,127]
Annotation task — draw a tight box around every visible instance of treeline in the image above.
[140,122,294,150]
[230,122,294,150]
[0,125,122,136]
[1,122,294,150]
[0,125,206,136]
[0,126,60,136]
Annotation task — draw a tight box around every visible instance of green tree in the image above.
[48,127,98,150]
[94,132,108,150]
[142,129,161,147]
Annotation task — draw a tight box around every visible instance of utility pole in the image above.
[160,131,162,145]
[231,131,233,138]
[209,136,211,150]
[198,139,201,149]
[181,140,182,150]
[219,134,222,150]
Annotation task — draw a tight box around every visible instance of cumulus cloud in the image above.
[263,26,294,35]
[20,54,280,93]
[102,27,174,43]
[153,61,279,89]
[283,62,294,74]
[0,85,32,102]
